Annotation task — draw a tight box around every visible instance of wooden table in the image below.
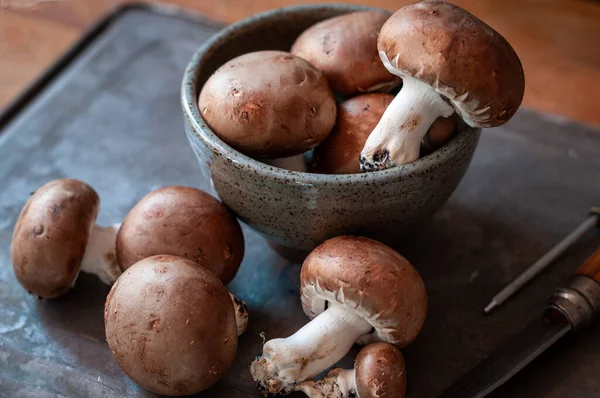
[1,4,600,398]
[2,0,600,127]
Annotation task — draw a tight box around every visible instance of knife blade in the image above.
[439,247,600,398]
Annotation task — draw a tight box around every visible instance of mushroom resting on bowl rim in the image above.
[360,0,525,171]
[198,50,337,160]
[251,236,427,396]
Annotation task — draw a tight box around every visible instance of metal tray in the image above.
[1,4,599,397]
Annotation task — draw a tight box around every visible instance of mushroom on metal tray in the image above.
[360,0,525,171]
[104,254,244,396]
[116,185,244,285]
[296,342,407,398]
[251,236,427,396]
[11,178,121,299]
[291,11,400,97]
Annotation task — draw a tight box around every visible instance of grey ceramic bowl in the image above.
[181,4,481,252]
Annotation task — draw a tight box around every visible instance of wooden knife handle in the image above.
[575,247,600,283]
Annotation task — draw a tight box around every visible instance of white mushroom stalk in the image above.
[250,303,372,396]
[360,55,454,172]
[296,368,356,398]
[360,0,526,171]
[80,223,121,284]
[230,292,249,336]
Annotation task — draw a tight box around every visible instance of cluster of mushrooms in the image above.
[199,1,524,173]
[10,1,525,397]
[11,179,249,395]
[10,178,425,397]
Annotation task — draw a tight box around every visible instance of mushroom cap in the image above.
[10,178,99,299]
[355,342,406,398]
[104,255,238,396]
[378,0,525,128]
[116,186,244,285]
[198,50,337,158]
[300,236,428,347]
[291,11,400,96]
[311,93,394,174]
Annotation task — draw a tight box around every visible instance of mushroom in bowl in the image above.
[198,50,337,161]
[360,0,525,171]
[311,93,394,174]
[311,93,456,174]
[291,10,400,97]
[296,342,407,398]
[104,255,246,395]
[116,186,244,285]
[11,178,121,299]
[250,236,427,395]
[182,3,482,252]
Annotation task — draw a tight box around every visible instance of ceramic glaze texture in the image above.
[181,4,481,251]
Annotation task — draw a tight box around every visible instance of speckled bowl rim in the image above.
[181,3,481,185]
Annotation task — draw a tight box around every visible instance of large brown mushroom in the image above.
[311,94,456,174]
[198,50,337,159]
[116,186,244,285]
[360,0,525,171]
[11,178,120,299]
[291,11,400,96]
[296,343,407,398]
[104,255,241,396]
[251,236,427,396]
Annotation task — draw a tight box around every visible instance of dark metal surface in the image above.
[0,4,600,398]
[438,317,571,398]
[441,270,600,398]
[484,215,599,314]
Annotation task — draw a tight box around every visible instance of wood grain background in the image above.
[1,0,600,127]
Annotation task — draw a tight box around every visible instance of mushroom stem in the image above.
[230,292,249,336]
[250,303,372,396]
[360,73,454,171]
[80,223,121,285]
[296,368,356,398]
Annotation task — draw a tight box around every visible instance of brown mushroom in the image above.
[10,178,121,299]
[360,0,525,171]
[251,236,427,396]
[311,94,456,174]
[198,50,337,159]
[311,93,394,174]
[296,342,406,398]
[291,11,400,96]
[115,186,244,285]
[421,115,457,153]
[104,255,239,396]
